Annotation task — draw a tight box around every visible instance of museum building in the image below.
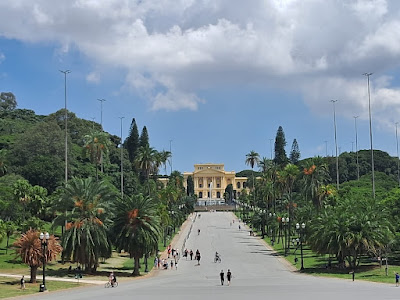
[182,163,249,205]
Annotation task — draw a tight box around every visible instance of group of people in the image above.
[220,269,232,286]
[155,257,178,270]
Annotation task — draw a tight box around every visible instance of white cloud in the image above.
[86,71,100,84]
[0,0,399,129]
[0,52,5,63]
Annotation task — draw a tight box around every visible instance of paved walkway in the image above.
[0,273,104,285]
[13,212,400,300]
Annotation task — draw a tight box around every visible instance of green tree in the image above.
[187,175,194,196]
[0,149,8,176]
[308,197,394,269]
[112,194,161,276]
[124,118,140,165]
[0,92,17,111]
[139,126,150,149]
[289,139,300,164]
[301,158,331,209]
[245,150,260,205]
[60,177,113,272]
[13,229,62,283]
[136,145,157,189]
[274,126,288,167]
[83,130,111,180]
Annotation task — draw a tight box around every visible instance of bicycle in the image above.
[105,281,118,288]
[214,256,221,263]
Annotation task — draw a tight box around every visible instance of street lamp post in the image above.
[363,72,375,198]
[119,117,124,198]
[282,217,289,256]
[269,138,273,160]
[59,70,71,187]
[330,100,339,190]
[396,122,400,187]
[39,232,50,292]
[169,139,173,175]
[296,223,306,270]
[354,116,360,180]
[97,99,106,173]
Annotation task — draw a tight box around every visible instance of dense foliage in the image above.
[0,93,195,276]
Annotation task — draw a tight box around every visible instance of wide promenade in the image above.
[25,212,399,300]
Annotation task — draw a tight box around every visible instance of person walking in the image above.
[196,250,201,265]
[227,269,232,286]
[190,249,194,260]
[396,272,399,287]
[20,275,25,290]
[220,270,225,285]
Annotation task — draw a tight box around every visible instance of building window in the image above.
[237,182,241,189]
[217,192,221,198]
[199,192,203,198]
[217,184,220,188]
[207,192,210,198]
[243,182,247,188]
[199,184,203,188]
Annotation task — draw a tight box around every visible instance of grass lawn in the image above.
[0,276,88,299]
[261,231,399,285]
[0,228,175,287]
[233,211,400,285]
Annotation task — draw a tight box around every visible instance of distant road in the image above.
[26,212,399,300]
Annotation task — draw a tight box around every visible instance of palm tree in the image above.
[308,197,394,269]
[59,177,113,272]
[83,130,111,180]
[258,157,272,174]
[13,229,62,283]
[136,145,157,194]
[245,150,260,206]
[112,194,161,276]
[301,158,331,209]
[0,149,8,176]
[159,150,171,175]
[5,221,17,254]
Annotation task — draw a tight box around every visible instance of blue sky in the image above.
[1,0,400,174]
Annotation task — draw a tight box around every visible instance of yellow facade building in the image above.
[183,163,248,205]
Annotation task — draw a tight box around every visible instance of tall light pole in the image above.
[354,116,360,180]
[363,72,375,198]
[169,139,173,175]
[119,117,125,198]
[97,99,106,129]
[59,70,71,186]
[97,99,106,173]
[396,122,400,187]
[39,232,50,292]
[296,223,306,270]
[269,138,273,160]
[330,100,339,190]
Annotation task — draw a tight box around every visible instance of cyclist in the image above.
[215,252,221,262]
[109,271,116,287]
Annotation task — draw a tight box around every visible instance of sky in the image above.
[1,0,400,174]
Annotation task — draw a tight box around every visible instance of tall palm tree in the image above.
[258,157,272,174]
[59,177,113,272]
[245,150,260,206]
[136,145,157,194]
[301,158,331,209]
[13,229,62,283]
[112,194,161,276]
[159,150,171,175]
[83,130,111,180]
[0,149,8,176]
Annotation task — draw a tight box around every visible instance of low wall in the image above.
[194,205,236,211]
